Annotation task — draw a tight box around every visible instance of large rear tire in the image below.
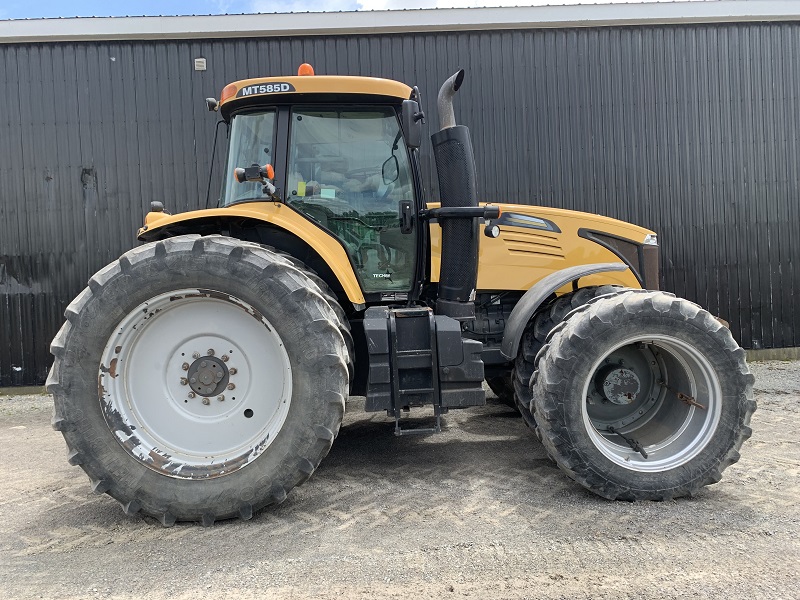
[251,242,354,384]
[531,290,756,500]
[47,235,350,525]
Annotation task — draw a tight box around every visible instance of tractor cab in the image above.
[214,65,422,294]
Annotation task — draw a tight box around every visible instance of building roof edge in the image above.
[1,2,798,44]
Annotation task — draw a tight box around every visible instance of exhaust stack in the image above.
[437,69,465,130]
[431,69,479,321]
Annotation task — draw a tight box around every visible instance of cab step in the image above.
[363,306,485,434]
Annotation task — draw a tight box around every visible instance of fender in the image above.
[500,263,629,360]
[138,202,366,308]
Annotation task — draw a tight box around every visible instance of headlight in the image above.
[643,234,658,246]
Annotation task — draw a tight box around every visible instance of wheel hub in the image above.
[596,365,641,405]
[582,334,723,473]
[187,355,229,396]
[100,288,293,480]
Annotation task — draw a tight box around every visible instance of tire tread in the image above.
[48,235,350,525]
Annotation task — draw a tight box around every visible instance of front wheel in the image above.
[47,235,350,524]
[531,291,756,500]
[485,371,516,407]
[513,286,619,429]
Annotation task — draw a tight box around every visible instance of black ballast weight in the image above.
[363,306,484,434]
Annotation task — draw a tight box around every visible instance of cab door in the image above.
[284,106,418,294]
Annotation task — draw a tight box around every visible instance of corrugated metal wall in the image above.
[1,22,798,385]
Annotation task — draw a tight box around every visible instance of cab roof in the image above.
[219,74,413,113]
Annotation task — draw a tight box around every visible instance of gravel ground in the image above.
[0,360,798,600]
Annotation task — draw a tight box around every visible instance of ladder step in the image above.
[399,387,435,396]
[394,349,432,356]
[394,411,442,436]
[394,355,434,370]
[393,308,431,317]
[394,427,440,436]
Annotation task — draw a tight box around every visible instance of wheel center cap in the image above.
[597,366,641,405]
[187,356,230,397]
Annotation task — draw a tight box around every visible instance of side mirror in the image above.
[382,155,399,185]
[401,99,424,149]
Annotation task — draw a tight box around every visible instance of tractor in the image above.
[47,65,755,525]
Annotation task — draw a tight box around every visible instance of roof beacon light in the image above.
[298,63,315,76]
[220,83,237,104]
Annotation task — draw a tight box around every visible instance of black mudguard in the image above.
[499,263,629,360]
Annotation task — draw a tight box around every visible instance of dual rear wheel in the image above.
[515,288,756,500]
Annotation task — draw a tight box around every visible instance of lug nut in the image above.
[202,398,210,405]
[217,395,225,402]
[201,361,207,368]
[227,383,235,390]
[182,362,190,371]
[188,392,196,398]
[229,368,237,375]
[207,349,215,356]
[180,378,188,386]
[221,355,229,362]
[192,352,200,359]
[190,377,197,383]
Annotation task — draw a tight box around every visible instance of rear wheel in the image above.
[251,242,354,384]
[47,235,349,524]
[531,291,756,500]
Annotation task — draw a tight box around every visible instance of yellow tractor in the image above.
[48,65,755,525]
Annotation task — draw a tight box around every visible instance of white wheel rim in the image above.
[99,289,292,479]
[581,334,722,473]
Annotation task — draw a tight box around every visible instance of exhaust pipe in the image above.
[431,69,479,321]
[437,69,465,130]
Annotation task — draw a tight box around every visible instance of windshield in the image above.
[219,110,276,206]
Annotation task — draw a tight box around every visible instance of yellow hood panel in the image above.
[430,203,654,292]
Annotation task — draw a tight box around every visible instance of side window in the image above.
[219,111,276,207]
[287,107,416,292]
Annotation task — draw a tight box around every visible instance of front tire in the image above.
[486,372,516,407]
[47,235,349,524]
[531,291,756,500]
[513,286,619,429]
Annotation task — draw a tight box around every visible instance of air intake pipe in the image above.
[431,69,479,321]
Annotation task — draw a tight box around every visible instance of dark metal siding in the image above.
[1,23,798,385]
